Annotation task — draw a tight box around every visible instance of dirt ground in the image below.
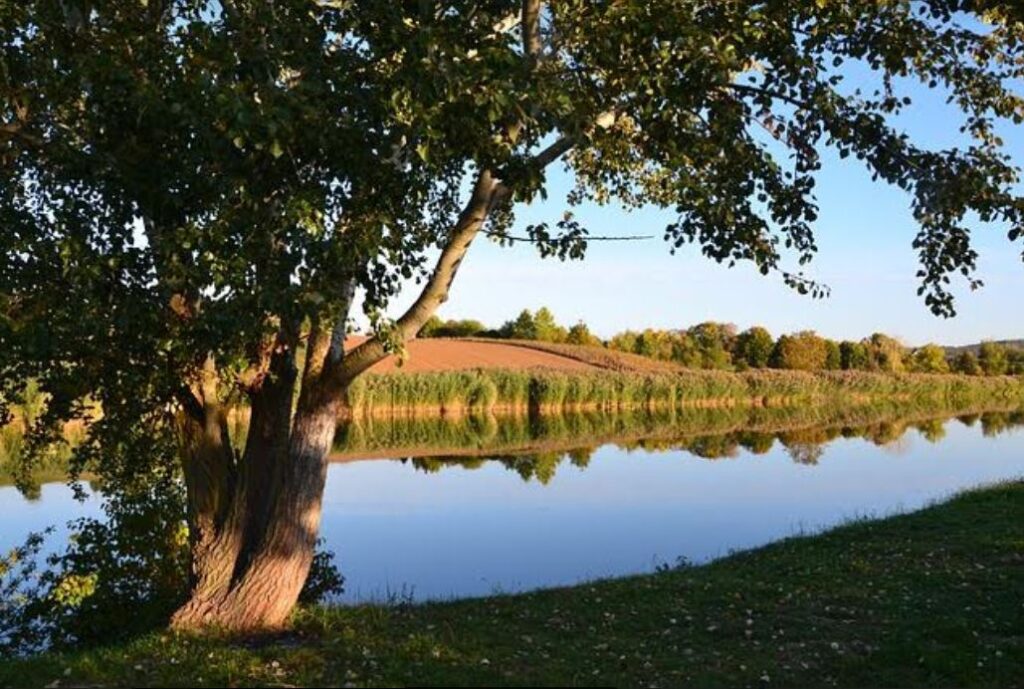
[345,336,601,373]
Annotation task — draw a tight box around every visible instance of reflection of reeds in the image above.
[344,368,1024,418]
[331,399,1024,463]
[340,402,1024,485]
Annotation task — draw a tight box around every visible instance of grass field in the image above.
[2,481,1021,687]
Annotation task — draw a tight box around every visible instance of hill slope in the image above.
[348,337,683,374]
[944,339,1024,356]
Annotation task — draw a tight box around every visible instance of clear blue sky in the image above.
[377,73,1024,348]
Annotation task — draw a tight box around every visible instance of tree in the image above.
[1008,348,1024,375]
[426,318,487,338]
[771,331,829,371]
[952,351,983,376]
[608,330,641,355]
[734,327,775,369]
[419,315,446,338]
[687,322,736,370]
[910,344,951,374]
[839,341,871,371]
[978,341,1009,376]
[4,1,1024,632]
[635,328,676,361]
[533,307,568,343]
[501,309,539,340]
[824,340,842,371]
[566,322,601,347]
[866,334,907,373]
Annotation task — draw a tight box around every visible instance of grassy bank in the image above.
[3,481,1022,687]
[346,367,1024,418]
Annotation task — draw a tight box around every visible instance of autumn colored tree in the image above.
[824,339,842,371]
[566,322,601,347]
[4,0,1024,632]
[771,331,829,371]
[632,329,675,361]
[866,334,907,373]
[910,344,952,374]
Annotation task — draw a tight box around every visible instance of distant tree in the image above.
[839,341,871,371]
[608,330,640,355]
[635,329,676,361]
[533,307,569,343]
[824,340,842,371]
[688,322,736,370]
[734,327,775,368]
[1008,349,1024,375]
[771,331,829,371]
[866,334,906,373]
[978,341,1009,376]
[435,319,487,338]
[419,315,445,338]
[671,333,703,368]
[566,322,601,347]
[910,344,951,374]
[952,351,983,376]
[501,309,538,340]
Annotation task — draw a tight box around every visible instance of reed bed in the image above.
[344,367,1024,418]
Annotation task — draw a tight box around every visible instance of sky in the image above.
[369,68,1024,348]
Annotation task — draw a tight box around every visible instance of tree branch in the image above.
[522,0,542,64]
[338,171,500,383]
[482,230,653,243]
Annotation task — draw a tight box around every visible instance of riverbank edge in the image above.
[2,480,1021,687]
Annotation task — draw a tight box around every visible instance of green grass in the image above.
[3,481,1022,688]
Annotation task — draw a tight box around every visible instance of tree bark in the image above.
[187,392,340,629]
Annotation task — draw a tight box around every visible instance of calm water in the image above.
[3,408,1024,603]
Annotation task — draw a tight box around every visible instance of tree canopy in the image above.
[3,0,1024,633]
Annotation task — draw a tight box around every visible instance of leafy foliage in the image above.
[2,0,1024,644]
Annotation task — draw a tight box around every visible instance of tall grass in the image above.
[344,367,1024,418]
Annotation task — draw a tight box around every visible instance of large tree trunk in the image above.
[170,314,349,631]
[189,395,340,629]
[168,162,509,631]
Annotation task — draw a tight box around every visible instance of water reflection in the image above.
[318,405,1024,601]
[333,406,1024,484]
[4,404,1024,604]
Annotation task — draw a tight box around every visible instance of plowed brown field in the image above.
[346,337,601,373]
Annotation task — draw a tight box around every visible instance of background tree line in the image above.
[419,310,1024,376]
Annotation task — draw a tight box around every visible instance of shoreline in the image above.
[4,480,1021,687]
